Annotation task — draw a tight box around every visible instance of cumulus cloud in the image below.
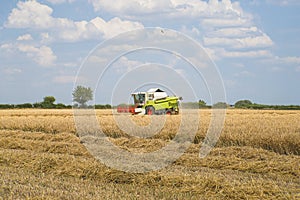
[264,56,300,66]
[278,56,300,64]
[18,44,57,66]
[88,0,274,59]
[4,0,275,59]
[6,1,54,29]
[254,55,300,71]
[112,56,146,73]
[46,0,75,4]
[89,0,174,15]
[1,42,57,66]
[91,17,144,39]
[89,0,244,18]
[215,48,273,58]
[5,1,144,42]
[204,33,274,49]
[208,27,259,38]
[40,32,53,44]
[17,34,33,41]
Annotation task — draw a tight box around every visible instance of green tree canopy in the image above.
[198,99,207,108]
[213,102,228,109]
[43,96,56,104]
[72,86,93,108]
[235,100,253,108]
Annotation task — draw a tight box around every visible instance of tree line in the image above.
[0,86,299,110]
[0,86,106,109]
[182,100,300,110]
[234,100,300,110]
[0,96,72,109]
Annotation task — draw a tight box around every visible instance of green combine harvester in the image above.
[131,88,181,115]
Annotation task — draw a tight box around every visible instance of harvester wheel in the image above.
[166,109,172,115]
[146,106,155,115]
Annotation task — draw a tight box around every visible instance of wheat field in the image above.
[0,109,299,199]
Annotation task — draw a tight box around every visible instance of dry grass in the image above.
[0,109,299,199]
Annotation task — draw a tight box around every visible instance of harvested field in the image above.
[0,109,299,199]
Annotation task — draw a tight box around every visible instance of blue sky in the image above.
[0,0,299,105]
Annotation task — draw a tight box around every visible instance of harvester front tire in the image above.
[166,109,172,115]
[146,106,155,115]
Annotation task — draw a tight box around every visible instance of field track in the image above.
[0,109,299,199]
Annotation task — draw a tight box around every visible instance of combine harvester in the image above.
[117,88,181,115]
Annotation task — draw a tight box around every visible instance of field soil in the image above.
[0,109,299,199]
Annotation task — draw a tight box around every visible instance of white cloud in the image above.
[279,56,300,64]
[256,56,300,73]
[204,33,273,49]
[0,43,14,53]
[91,17,144,39]
[17,44,57,66]
[46,0,75,4]
[265,0,300,6]
[271,66,284,72]
[62,62,78,67]
[53,75,87,84]
[203,47,219,60]
[88,0,252,31]
[53,75,76,83]
[17,34,33,41]
[6,1,54,29]
[234,70,255,77]
[112,56,146,73]
[224,79,237,88]
[209,27,259,38]
[217,48,272,58]
[201,18,250,28]
[89,0,174,15]
[5,1,144,42]
[40,32,53,44]
[88,0,273,59]
[1,42,57,66]
[89,0,245,19]
[3,68,22,75]
[232,63,245,68]
[4,0,276,61]
[263,56,300,65]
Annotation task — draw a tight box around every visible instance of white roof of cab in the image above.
[147,88,165,93]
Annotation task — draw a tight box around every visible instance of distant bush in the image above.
[233,100,300,110]
[213,102,228,109]
[181,101,210,109]
[249,104,300,110]
[55,103,67,109]
[181,102,199,109]
[95,104,112,109]
[0,104,14,109]
[15,103,33,109]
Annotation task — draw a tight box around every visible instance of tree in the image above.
[43,96,56,104]
[72,86,93,108]
[213,102,228,109]
[234,100,253,108]
[198,100,207,108]
[40,96,56,108]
